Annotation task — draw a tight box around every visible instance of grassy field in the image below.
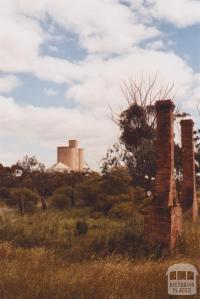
[0,208,199,299]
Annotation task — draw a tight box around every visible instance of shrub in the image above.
[108,202,137,219]
[80,173,102,206]
[96,193,130,214]
[75,220,88,235]
[50,186,74,209]
[7,188,39,214]
[50,194,71,209]
[101,166,132,195]
[0,187,10,199]
[129,186,147,205]
[54,186,73,197]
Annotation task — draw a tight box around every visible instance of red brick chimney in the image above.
[180,119,198,221]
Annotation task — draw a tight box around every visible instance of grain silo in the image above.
[57,140,84,171]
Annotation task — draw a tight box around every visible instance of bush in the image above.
[80,173,102,206]
[54,186,73,197]
[7,188,39,214]
[50,186,74,209]
[130,186,147,205]
[0,187,10,199]
[50,194,71,209]
[101,166,132,195]
[75,220,88,235]
[96,193,130,214]
[108,202,137,219]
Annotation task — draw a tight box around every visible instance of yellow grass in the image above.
[0,209,199,298]
[0,242,198,299]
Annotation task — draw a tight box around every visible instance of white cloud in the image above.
[0,1,45,73]
[0,96,118,169]
[145,0,200,27]
[126,0,200,27]
[0,0,161,78]
[66,48,196,110]
[32,56,82,84]
[0,75,21,93]
[145,40,164,50]
[0,0,197,85]
[0,0,199,169]
[16,0,160,55]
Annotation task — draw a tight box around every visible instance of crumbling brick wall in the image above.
[144,100,182,250]
[170,205,182,249]
[180,119,198,221]
[154,100,176,207]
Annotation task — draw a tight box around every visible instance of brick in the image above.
[180,119,198,221]
[144,100,182,250]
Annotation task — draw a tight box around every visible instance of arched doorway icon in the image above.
[166,263,198,295]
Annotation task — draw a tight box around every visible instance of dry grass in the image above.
[1,242,199,299]
[182,219,200,258]
[0,209,199,298]
[0,209,144,260]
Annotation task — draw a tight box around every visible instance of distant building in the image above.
[47,140,85,173]
[47,162,70,173]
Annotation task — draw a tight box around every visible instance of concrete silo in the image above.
[69,140,79,148]
[57,139,84,171]
[57,147,68,165]
[78,149,84,171]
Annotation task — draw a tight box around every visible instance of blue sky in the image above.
[0,0,200,170]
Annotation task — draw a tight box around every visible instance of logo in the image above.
[166,263,198,295]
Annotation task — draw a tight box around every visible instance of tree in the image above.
[16,155,45,175]
[113,76,173,151]
[101,166,132,195]
[110,75,181,187]
[101,143,126,175]
[80,172,102,206]
[50,187,72,209]
[14,156,46,210]
[7,188,40,215]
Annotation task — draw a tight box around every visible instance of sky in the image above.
[0,0,200,170]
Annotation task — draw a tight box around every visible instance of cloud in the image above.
[0,1,45,73]
[0,0,161,80]
[145,0,200,27]
[0,75,21,93]
[66,48,197,111]
[17,0,160,55]
[126,0,200,27]
[145,40,164,50]
[0,0,199,169]
[0,0,197,86]
[0,96,118,169]
[32,56,82,84]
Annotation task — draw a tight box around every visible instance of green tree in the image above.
[110,76,187,188]
[101,166,132,195]
[16,155,45,174]
[7,188,39,215]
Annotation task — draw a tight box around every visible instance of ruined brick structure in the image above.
[144,100,182,250]
[180,119,198,221]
